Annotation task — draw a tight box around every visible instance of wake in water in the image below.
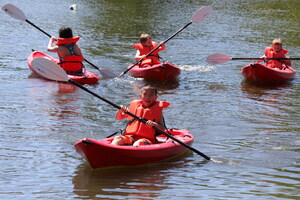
[179,65,216,72]
[210,157,242,166]
[192,156,242,167]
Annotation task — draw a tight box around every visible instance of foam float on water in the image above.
[70,4,77,10]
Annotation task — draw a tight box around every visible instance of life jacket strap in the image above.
[62,43,76,55]
[58,60,82,64]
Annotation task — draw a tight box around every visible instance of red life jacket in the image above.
[56,37,83,73]
[134,42,161,66]
[264,47,289,69]
[56,36,80,45]
[125,100,170,143]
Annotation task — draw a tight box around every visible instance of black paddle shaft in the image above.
[68,79,211,160]
[26,19,51,38]
[119,22,193,77]
[231,57,300,61]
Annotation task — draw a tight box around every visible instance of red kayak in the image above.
[27,51,100,85]
[129,62,180,81]
[241,63,296,83]
[74,129,194,169]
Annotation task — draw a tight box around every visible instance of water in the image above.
[0,0,299,199]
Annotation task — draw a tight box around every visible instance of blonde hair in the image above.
[272,38,282,45]
[140,33,152,43]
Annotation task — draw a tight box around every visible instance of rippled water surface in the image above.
[0,0,299,199]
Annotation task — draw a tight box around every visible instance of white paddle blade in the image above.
[2,4,26,21]
[99,68,118,79]
[206,54,232,65]
[31,57,69,82]
[191,6,213,23]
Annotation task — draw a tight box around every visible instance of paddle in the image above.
[31,57,211,161]
[118,6,213,78]
[206,53,300,65]
[2,3,117,78]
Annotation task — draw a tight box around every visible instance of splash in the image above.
[179,65,216,72]
[211,157,242,166]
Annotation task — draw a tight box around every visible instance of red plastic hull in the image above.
[241,63,296,83]
[27,51,100,85]
[74,129,194,169]
[129,63,180,81]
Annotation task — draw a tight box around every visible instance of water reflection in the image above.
[240,80,294,110]
[28,73,78,94]
[251,164,300,199]
[241,80,293,96]
[240,79,297,135]
[56,82,78,94]
[27,78,81,129]
[72,154,192,199]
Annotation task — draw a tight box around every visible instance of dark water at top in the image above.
[0,0,299,199]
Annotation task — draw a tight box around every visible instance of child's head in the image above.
[139,85,158,107]
[272,38,282,52]
[139,33,152,47]
[59,26,73,38]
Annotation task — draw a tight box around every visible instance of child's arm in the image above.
[115,105,129,120]
[47,36,58,52]
[146,116,165,129]
[284,56,291,66]
[134,50,146,60]
[74,44,84,58]
[158,116,166,127]
[158,42,166,52]
[260,47,268,61]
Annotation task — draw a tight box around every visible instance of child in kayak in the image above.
[111,85,170,146]
[47,26,84,74]
[134,33,166,67]
[261,38,291,69]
